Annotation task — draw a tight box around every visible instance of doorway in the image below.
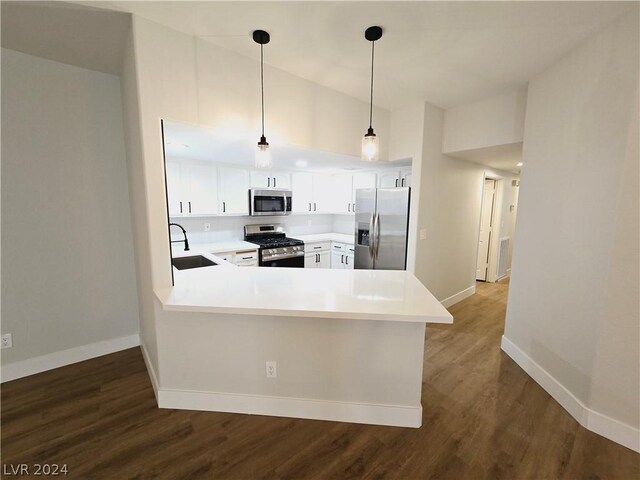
[476,178,497,281]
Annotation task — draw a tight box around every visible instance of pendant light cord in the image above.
[369,40,375,129]
[260,43,265,137]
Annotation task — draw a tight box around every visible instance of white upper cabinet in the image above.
[166,160,218,216]
[312,173,333,213]
[218,167,249,215]
[378,167,412,188]
[332,174,353,214]
[250,170,291,189]
[351,172,377,212]
[291,172,314,213]
[399,167,412,188]
[291,172,333,214]
[166,161,184,216]
[331,172,377,214]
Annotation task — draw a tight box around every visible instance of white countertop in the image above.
[292,233,355,245]
[172,240,259,257]
[156,267,452,324]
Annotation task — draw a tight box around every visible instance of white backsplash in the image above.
[332,214,356,235]
[170,214,343,244]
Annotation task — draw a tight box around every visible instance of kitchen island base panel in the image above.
[150,299,426,427]
[157,390,422,428]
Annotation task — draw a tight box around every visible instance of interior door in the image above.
[476,179,496,281]
[374,188,410,270]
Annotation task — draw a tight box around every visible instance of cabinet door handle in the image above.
[223,201,226,213]
[345,256,349,265]
[242,256,253,260]
[188,201,192,213]
[341,254,344,264]
[352,203,356,213]
[314,246,322,249]
[179,201,183,213]
[401,178,405,187]
[316,254,319,263]
[273,177,277,188]
[309,202,312,212]
[348,203,351,212]
[267,177,271,188]
[314,203,317,211]
[395,179,398,187]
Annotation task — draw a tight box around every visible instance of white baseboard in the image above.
[501,335,639,452]
[158,388,422,428]
[1,334,140,383]
[140,342,159,402]
[440,285,476,308]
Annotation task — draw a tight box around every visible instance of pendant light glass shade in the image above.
[362,26,383,162]
[253,30,272,169]
[362,128,379,162]
[256,136,272,169]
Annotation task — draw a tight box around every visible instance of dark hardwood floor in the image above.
[2,280,639,479]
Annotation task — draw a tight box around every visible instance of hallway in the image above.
[2,281,638,479]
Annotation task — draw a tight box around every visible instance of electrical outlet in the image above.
[266,361,277,378]
[204,222,211,232]
[1,333,13,349]
[419,229,427,240]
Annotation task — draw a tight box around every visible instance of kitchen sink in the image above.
[172,255,217,270]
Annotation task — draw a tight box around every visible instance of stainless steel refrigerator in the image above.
[354,187,410,270]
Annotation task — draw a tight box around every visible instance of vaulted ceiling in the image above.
[80,1,632,109]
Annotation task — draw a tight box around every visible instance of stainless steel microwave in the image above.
[249,189,292,216]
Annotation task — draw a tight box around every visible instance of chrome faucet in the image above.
[169,223,190,251]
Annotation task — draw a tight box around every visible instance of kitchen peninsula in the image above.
[150,264,452,427]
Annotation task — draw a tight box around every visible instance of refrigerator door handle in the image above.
[373,212,381,261]
[369,213,376,261]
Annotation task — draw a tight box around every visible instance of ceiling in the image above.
[1,1,130,76]
[447,143,523,174]
[80,1,632,109]
[163,121,411,173]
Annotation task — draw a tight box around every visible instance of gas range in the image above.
[244,224,304,267]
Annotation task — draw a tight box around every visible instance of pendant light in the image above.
[253,29,272,169]
[362,26,383,162]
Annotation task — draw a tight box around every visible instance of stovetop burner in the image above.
[244,224,304,250]
[248,235,303,248]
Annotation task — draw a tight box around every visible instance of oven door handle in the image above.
[263,251,305,262]
[283,192,288,215]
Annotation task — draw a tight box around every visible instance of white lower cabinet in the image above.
[305,251,330,268]
[331,242,355,269]
[215,249,258,266]
[304,241,331,268]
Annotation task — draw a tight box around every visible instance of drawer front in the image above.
[216,251,234,262]
[235,250,259,262]
[235,259,258,267]
[305,241,331,253]
[332,242,345,252]
[346,244,355,254]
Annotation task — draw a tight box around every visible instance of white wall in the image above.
[442,88,527,154]
[503,13,639,450]
[416,102,519,304]
[1,49,139,370]
[389,103,426,274]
